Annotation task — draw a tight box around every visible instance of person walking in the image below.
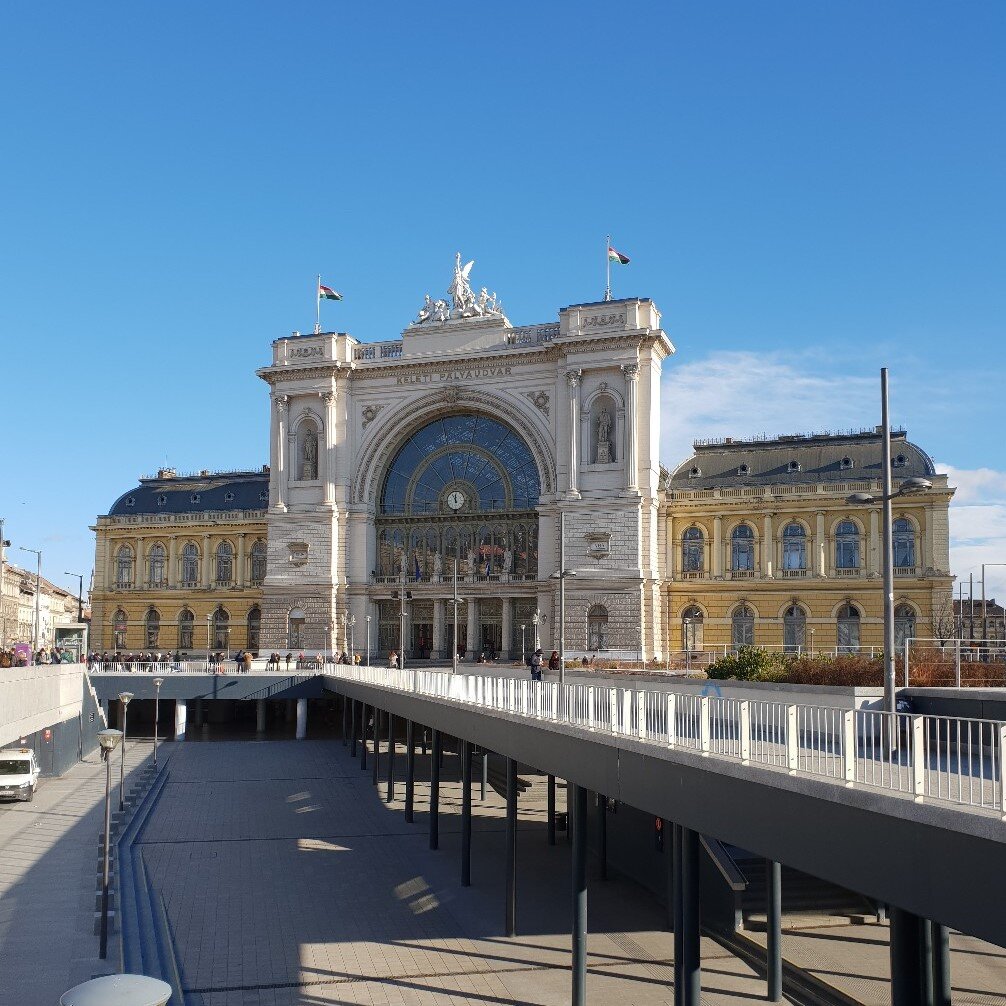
[548,650,560,672]
[530,648,543,681]
[243,650,253,673]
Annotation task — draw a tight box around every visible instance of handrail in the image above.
[701,836,747,892]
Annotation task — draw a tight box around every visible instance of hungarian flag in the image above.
[319,283,342,301]
[608,246,630,265]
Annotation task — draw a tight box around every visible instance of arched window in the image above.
[212,606,230,650]
[148,543,166,587]
[178,608,194,649]
[144,607,160,648]
[113,609,127,650]
[587,604,609,651]
[782,523,806,571]
[894,603,916,649]
[731,604,755,648]
[783,605,806,652]
[288,606,306,648]
[181,542,199,586]
[837,602,861,652]
[215,542,233,585]
[299,421,320,481]
[682,605,704,651]
[682,526,704,573]
[731,524,754,572]
[247,605,261,652]
[893,518,915,569]
[250,539,267,584]
[835,521,860,570]
[115,545,134,588]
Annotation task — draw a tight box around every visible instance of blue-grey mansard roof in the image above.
[107,467,270,516]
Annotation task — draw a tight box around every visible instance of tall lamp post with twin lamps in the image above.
[152,678,163,767]
[117,691,134,811]
[96,728,123,960]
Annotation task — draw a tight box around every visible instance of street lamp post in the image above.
[981,564,1006,648]
[117,691,134,811]
[206,614,213,669]
[450,558,465,675]
[365,613,372,667]
[809,626,816,657]
[531,610,541,652]
[549,511,576,686]
[96,728,123,959]
[399,568,407,672]
[65,571,85,624]
[683,617,691,672]
[846,369,932,718]
[348,614,356,661]
[152,677,163,767]
[19,546,42,655]
[520,623,526,665]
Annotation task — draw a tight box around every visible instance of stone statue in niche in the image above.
[502,547,513,578]
[466,547,477,582]
[596,406,613,464]
[433,552,443,576]
[301,428,318,480]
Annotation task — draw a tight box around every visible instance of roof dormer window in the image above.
[224,492,235,502]
[190,493,201,504]
[688,465,702,479]
[840,457,854,471]
[737,463,750,476]
[125,496,136,507]
[258,491,268,501]
[893,454,907,468]
[157,494,167,506]
[788,460,801,473]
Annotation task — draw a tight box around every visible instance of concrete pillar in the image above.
[466,597,479,660]
[675,826,701,1006]
[547,774,556,846]
[285,699,295,723]
[405,720,415,823]
[622,362,639,490]
[256,699,266,734]
[571,784,588,1006]
[480,750,487,801]
[816,511,827,577]
[429,729,441,850]
[276,395,288,510]
[433,599,445,658]
[766,859,782,1001]
[386,713,395,803]
[598,793,607,881]
[566,370,581,494]
[360,704,368,769]
[505,756,517,936]
[372,708,381,785]
[461,739,472,887]
[501,598,512,660]
[673,825,683,987]
[295,698,307,740]
[174,699,187,741]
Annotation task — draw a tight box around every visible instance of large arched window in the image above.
[288,606,306,648]
[144,607,160,648]
[250,539,267,584]
[894,603,916,649]
[178,608,194,650]
[587,604,609,651]
[893,518,916,569]
[247,605,261,652]
[682,526,704,573]
[731,604,755,648]
[215,542,233,585]
[148,543,166,587]
[180,542,199,586]
[212,606,230,650]
[782,523,806,571]
[783,605,806,652]
[837,602,861,652]
[731,524,755,572]
[113,609,128,650]
[115,545,134,588]
[835,521,860,570]
[682,605,704,651]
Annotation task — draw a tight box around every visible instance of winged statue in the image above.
[410,252,506,326]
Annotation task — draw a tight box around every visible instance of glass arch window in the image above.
[250,539,267,584]
[148,544,166,587]
[783,605,806,652]
[113,609,128,650]
[893,518,915,569]
[178,609,194,649]
[144,607,160,648]
[731,524,754,572]
[782,523,806,571]
[732,604,754,648]
[837,602,861,652]
[181,542,199,586]
[682,606,704,650]
[115,546,134,588]
[212,606,229,649]
[894,603,916,649]
[215,542,233,585]
[247,605,261,652]
[587,605,608,651]
[682,526,704,573]
[835,521,860,570]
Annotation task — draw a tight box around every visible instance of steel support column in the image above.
[677,826,701,1006]
[429,729,441,850]
[931,922,951,1006]
[505,756,517,937]
[405,719,415,824]
[360,703,368,770]
[890,907,925,1006]
[766,859,782,1002]
[598,794,607,880]
[342,697,348,746]
[461,739,472,887]
[349,699,357,757]
[571,784,588,1006]
[481,750,487,801]
[673,824,683,1006]
[664,819,674,931]
[386,713,396,803]
[547,774,556,846]
[373,708,381,785]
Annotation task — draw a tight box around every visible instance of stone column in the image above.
[135,537,144,587]
[501,598,513,660]
[666,514,675,580]
[622,363,640,490]
[712,517,722,578]
[167,536,177,588]
[323,390,336,506]
[256,699,267,733]
[922,505,934,572]
[869,509,880,575]
[174,699,187,741]
[296,698,308,740]
[202,533,212,589]
[815,511,827,577]
[276,395,288,510]
[237,533,247,588]
[466,597,479,660]
[433,599,445,659]
[566,370,582,495]
[762,513,773,578]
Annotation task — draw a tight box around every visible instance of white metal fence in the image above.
[327,666,1006,819]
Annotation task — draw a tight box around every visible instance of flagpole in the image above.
[604,233,611,302]
[315,274,321,334]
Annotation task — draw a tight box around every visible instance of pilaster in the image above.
[622,363,639,490]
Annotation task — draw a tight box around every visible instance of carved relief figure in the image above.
[301,428,318,480]
[502,547,513,574]
[433,552,443,576]
[596,405,613,464]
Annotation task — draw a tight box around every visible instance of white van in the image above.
[0,749,40,802]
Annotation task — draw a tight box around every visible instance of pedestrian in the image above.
[285,652,292,670]
[234,650,244,674]
[530,648,543,681]
[389,650,399,669]
[548,650,560,672]
[243,650,253,673]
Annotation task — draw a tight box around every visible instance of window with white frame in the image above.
[835,521,860,569]
[893,518,916,568]
[782,523,806,570]
[731,604,754,647]
[731,524,755,571]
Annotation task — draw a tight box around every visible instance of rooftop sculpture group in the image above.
[413,253,506,325]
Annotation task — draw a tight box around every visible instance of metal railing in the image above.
[327,666,1006,818]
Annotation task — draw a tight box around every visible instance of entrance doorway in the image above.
[444,617,467,660]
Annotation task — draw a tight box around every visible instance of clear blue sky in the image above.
[2,3,1004,597]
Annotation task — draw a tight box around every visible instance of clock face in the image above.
[446,490,466,511]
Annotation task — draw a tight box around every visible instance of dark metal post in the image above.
[932,922,951,1006]
[547,774,556,846]
[360,703,368,770]
[99,749,113,959]
[386,713,396,803]
[405,719,415,823]
[422,727,427,756]
[342,697,348,746]
[461,739,472,886]
[664,819,674,932]
[481,750,487,801]
[349,699,357,757]
[373,708,381,785]
[679,826,701,1006]
[429,729,441,850]
[890,907,924,1006]
[922,920,936,1006]
[766,859,782,1001]
[571,784,588,1006]
[505,756,517,936]
[673,824,683,1006]
[598,794,607,880]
